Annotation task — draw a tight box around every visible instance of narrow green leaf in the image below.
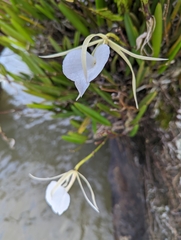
[139,92,157,108]
[91,84,117,107]
[62,36,72,50]
[166,0,181,34]
[24,83,62,97]
[97,103,120,117]
[92,119,97,134]
[70,119,81,128]
[58,2,89,36]
[18,1,44,19]
[51,75,74,87]
[0,20,26,43]
[0,36,26,48]
[136,62,150,87]
[3,6,24,25]
[124,13,141,65]
[48,37,62,52]
[73,31,81,48]
[39,0,55,18]
[124,12,139,47]
[74,102,111,126]
[62,132,87,144]
[19,15,44,29]
[131,105,147,125]
[101,69,116,85]
[11,19,34,44]
[152,3,163,57]
[20,52,44,75]
[167,35,181,61]
[27,103,55,110]
[159,35,181,73]
[129,124,139,137]
[52,112,74,118]
[57,93,78,101]
[95,0,106,26]
[71,105,85,117]
[35,4,54,20]
[24,90,55,100]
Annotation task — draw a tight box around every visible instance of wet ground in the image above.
[0,83,113,240]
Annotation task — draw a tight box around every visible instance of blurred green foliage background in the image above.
[0,0,180,143]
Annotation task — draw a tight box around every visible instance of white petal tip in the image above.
[95,208,99,213]
[76,94,82,101]
[29,173,38,180]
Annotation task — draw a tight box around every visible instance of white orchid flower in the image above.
[29,169,99,215]
[62,44,110,100]
[41,33,167,108]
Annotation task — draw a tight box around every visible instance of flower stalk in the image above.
[74,138,106,171]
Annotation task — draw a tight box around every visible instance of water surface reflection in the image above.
[0,86,113,240]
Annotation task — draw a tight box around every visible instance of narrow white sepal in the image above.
[45,181,70,215]
[77,173,99,213]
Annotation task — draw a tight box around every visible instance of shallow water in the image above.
[0,84,113,240]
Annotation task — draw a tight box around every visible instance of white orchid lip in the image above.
[62,44,110,100]
[45,181,70,215]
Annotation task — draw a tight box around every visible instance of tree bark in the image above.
[108,137,148,240]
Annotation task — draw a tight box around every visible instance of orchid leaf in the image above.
[139,92,157,108]
[131,105,147,125]
[129,124,139,137]
[62,132,87,144]
[152,3,163,57]
[27,103,55,110]
[74,103,111,126]
[97,103,120,117]
[58,2,89,36]
[78,117,90,134]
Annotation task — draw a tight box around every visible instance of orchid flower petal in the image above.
[62,49,95,82]
[29,173,64,181]
[108,39,167,61]
[51,170,73,194]
[81,33,108,79]
[40,39,103,58]
[75,78,90,100]
[64,171,77,192]
[109,40,138,109]
[77,172,99,212]
[63,44,110,99]
[62,49,93,98]
[87,44,110,82]
[45,181,70,215]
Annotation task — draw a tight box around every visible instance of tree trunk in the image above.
[109,114,181,240]
[108,137,148,240]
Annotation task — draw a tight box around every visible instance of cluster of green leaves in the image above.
[0,0,120,144]
[0,0,180,142]
[123,0,181,135]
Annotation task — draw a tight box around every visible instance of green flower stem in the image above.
[106,33,126,47]
[74,139,107,171]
